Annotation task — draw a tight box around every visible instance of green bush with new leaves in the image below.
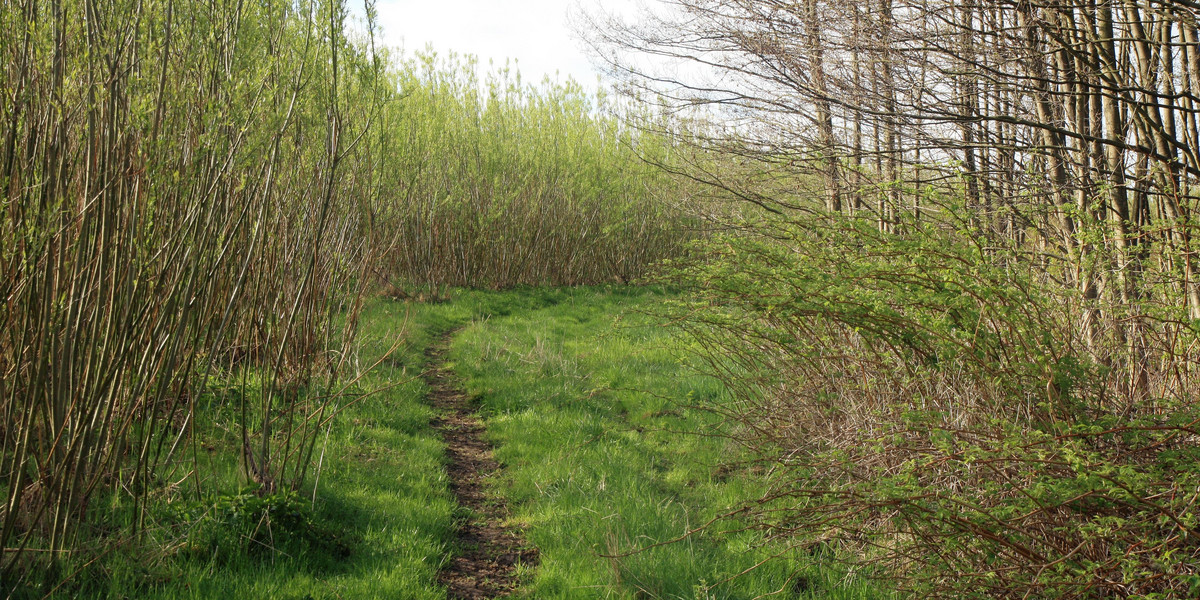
[374,53,690,290]
[663,206,1200,598]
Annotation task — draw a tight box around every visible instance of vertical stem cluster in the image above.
[0,0,386,579]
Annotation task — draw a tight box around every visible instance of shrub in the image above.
[664,208,1200,598]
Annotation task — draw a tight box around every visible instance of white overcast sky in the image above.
[369,0,638,89]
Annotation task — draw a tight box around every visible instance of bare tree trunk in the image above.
[959,0,981,227]
[804,0,841,213]
[879,0,898,233]
[852,4,865,214]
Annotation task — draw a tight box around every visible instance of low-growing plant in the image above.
[173,490,354,566]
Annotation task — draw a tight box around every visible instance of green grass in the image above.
[51,302,463,600]
[28,288,570,599]
[31,286,872,599]
[449,286,871,599]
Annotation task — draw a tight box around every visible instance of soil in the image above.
[425,331,538,599]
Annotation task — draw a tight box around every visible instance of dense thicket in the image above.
[0,1,681,589]
[0,0,383,585]
[592,0,1200,596]
[375,56,689,290]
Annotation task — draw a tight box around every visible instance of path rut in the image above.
[425,331,537,599]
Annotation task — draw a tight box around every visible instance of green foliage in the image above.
[662,205,1200,598]
[448,286,878,599]
[173,491,353,566]
[1,0,391,582]
[0,0,689,589]
[373,54,691,289]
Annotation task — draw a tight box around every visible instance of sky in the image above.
[369,0,636,90]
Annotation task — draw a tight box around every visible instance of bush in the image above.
[175,491,353,566]
[663,208,1200,598]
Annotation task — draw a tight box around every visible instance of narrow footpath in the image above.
[424,330,538,599]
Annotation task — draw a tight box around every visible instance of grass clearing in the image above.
[449,286,872,599]
[29,286,872,599]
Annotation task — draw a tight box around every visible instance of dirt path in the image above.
[425,331,537,599]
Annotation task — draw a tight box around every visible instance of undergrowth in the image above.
[660,210,1200,599]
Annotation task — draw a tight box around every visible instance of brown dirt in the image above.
[425,331,538,599]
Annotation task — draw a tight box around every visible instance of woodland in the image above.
[2,0,1199,598]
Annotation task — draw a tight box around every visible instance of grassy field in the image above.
[30,286,873,599]
[449,286,825,599]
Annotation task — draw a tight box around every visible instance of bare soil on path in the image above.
[425,331,537,599]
